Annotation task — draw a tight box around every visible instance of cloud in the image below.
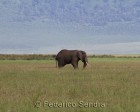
[0,0,140,54]
[0,0,140,26]
[2,42,139,54]
[90,42,140,54]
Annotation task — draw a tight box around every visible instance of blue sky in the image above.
[0,0,140,54]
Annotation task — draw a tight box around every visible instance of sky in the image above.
[0,0,140,54]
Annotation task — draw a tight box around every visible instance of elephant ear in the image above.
[77,51,83,60]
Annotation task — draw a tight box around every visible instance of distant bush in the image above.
[0,54,139,60]
[117,56,140,58]
[0,54,56,60]
[89,55,140,58]
[90,55,115,58]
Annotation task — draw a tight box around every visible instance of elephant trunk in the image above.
[82,57,88,68]
[83,61,88,68]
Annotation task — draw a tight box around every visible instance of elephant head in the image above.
[77,51,88,68]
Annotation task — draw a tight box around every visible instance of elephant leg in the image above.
[72,64,77,69]
[83,62,87,68]
[71,61,78,69]
[58,61,63,68]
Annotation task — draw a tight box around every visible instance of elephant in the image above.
[55,49,88,69]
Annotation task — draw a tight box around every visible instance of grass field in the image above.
[0,58,140,112]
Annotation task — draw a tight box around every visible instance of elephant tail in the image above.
[55,57,58,68]
[56,60,58,68]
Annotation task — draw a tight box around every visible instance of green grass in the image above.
[0,58,140,112]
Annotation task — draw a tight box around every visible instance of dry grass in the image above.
[0,58,140,112]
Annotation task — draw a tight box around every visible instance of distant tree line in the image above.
[90,55,140,58]
[0,54,139,60]
[0,54,56,60]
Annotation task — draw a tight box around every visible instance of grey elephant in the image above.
[55,49,88,69]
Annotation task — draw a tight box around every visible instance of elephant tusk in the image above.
[86,62,89,65]
[86,62,91,67]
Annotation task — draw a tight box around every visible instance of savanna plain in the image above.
[0,57,140,112]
